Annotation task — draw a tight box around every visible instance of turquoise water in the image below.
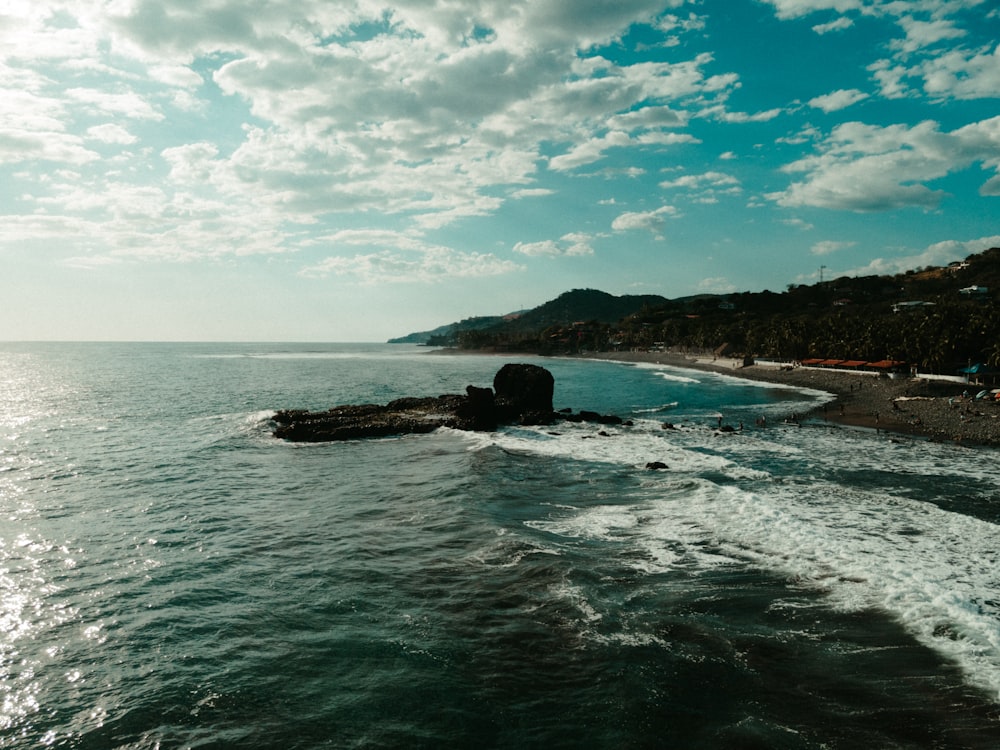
[2,343,1000,748]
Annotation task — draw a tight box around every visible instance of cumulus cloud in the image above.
[513,233,595,257]
[890,16,966,55]
[510,188,555,199]
[808,88,869,112]
[611,205,677,238]
[906,45,1000,99]
[659,171,739,189]
[0,0,750,279]
[86,124,139,144]
[782,217,815,230]
[1,0,997,305]
[697,277,737,293]
[842,235,1000,277]
[813,17,854,34]
[768,116,1000,211]
[300,230,522,282]
[811,239,856,255]
[301,250,522,284]
[760,0,862,21]
[659,171,741,203]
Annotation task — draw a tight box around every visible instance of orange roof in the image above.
[866,359,906,369]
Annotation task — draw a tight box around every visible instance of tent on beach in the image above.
[959,362,995,386]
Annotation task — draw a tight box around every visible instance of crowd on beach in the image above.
[588,350,1000,448]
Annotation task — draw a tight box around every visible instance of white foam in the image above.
[480,416,1000,699]
[623,361,704,384]
[477,420,760,481]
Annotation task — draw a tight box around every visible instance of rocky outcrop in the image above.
[493,363,554,425]
[272,363,623,442]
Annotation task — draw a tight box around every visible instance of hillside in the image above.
[391,247,1000,373]
[389,289,668,346]
[387,315,509,345]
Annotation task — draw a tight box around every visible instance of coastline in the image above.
[571,350,1000,448]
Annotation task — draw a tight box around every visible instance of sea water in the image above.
[2,342,1000,749]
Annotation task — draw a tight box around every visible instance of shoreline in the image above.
[569,350,1000,448]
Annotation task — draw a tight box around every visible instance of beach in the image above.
[579,350,1000,447]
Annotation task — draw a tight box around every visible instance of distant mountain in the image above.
[505,289,670,332]
[388,289,669,345]
[387,315,512,345]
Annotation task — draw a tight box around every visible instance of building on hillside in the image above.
[959,285,989,297]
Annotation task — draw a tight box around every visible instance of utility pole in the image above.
[819,265,827,284]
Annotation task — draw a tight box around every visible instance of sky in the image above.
[2,0,999,341]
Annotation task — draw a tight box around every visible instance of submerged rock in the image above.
[272,363,625,442]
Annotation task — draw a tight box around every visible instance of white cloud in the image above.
[782,217,815,230]
[549,131,633,172]
[303,230,529,288]
[842,235,1000,277]
[915,43,1000,100]
[890,16,965,55]
[813,17,854,33]
[64,87,163,121]
[659,171,741,203]
[768,116,1000,211]
[659,171,739,189]
[301,244,523,284]
[611,205,677,238]
[980,174,1000,196]
[513,232,595,257]
[760,0,862,21]
[811,239,856,255]
[162,142,221,183]
[870,43,1000,102]
[700,105,784,123]
[86,123,138,144]
[513,240,562,257]
[697,276,737,293]
[808,88,869,112]
[0,0,749,272]
[511,188,555,199]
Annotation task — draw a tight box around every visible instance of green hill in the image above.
[390,247,1000,373]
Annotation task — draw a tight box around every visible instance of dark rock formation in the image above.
[272,363,626,442]
[493,363,555,425]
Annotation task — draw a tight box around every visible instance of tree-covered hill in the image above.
[389,289,668,346]
[392,247,1000,374]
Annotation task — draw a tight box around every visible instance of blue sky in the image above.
[2,0,999,341]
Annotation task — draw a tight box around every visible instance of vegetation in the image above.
[397,247,1000,375]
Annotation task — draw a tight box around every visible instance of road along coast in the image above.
[573,350,1000,448]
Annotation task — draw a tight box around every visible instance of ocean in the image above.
[2,342,1000,749]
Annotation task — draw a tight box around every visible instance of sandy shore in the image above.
[573,350,1000,448]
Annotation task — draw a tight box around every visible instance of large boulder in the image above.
[493,363,555,424]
